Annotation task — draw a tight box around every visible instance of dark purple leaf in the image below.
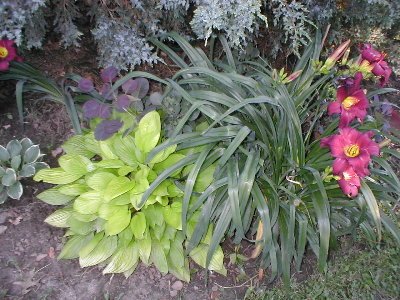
[135,78,150,99]
[82,99,111,119]
[77,78,94,92]
[115,95,131,112]
[94,120,123,140]
[122,79,139,94]
[100,83,114,100]
[100,66,118,82]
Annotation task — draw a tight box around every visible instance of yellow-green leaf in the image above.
[104,208,131,236]
[130,212,146,239]
[86,172,117,191]
[104,177,135,202]
[34,168,81,184]
[44,208,73,227]
[103,242,139,274]
[37,188,75,205]
[79,236,118,267]
[135,111,161,153]
[73,191,103,215]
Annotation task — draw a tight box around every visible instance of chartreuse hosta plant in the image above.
[34,110,226,281]
[144,32,400,285]
[0,138,48,203]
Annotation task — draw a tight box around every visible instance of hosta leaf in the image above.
[137,234,152,264]
[118,226,134,247]
[23,145,40,164]
[149,145,177,164]
[103,242,139,274]
[113,135,138,166]
[150,240,168,274]
[99,140,118,160]
[6,140,22,157]
[44,208,73,227]
[79,235,118,267]
[34,168,81,184]
[20,138,33,153]
[73,191,103,215]
[72,211,97,222]
[135,111,161,153]
[59,154,95,176]
[110,192,131,205]
[86,172,117,191]
[130,212,147,239]
[153,154,185,177]
[194,164,216,192]
[144,205,164,228]
[98,203,122,220]
[95,159,125,169]
[11,155,21,170]
[2,168,16,186]
[19,164,36,177]
[58,183,89,196]
[0,166,5,176]
[0,145,10,162]
[130,178,149,195]
[62,135,95,158]
[37,188,75,205]
[104,177,135,202]
[58,234,94,259]
[190,244,227,276]
[168,257,190,283]
[168,238,185,268]
[118,165,135,176]
[79,232,105,257]
[33,162,49,171]
[7,181,23,200]
[68,217,95,235]
[104,208,131,236]
[163,202,182,230]
[0,190,8,204]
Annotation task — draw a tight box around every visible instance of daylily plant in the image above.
[360,43,392,86]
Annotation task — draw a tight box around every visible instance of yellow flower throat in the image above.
[0,47,8,59]
[342,96,359,110]
[344,144,360,158]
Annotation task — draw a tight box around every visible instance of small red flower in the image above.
[337,166,361,198]
[360,44,384,62]
[0,39,18,71]
[321,127,379,177]
[328,73,369,128]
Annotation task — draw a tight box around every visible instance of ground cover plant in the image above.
[21,29,399,288]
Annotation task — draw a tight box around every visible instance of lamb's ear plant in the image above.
[34,110,226,281]
[144,32,400,285]
[0,138,48,203]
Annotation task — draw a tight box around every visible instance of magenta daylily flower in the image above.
[337,166,361,198]
[0,39,18,71]
[360,44,384,62]
[371,59,391,87]
[328,73,369,128]
[321,127,380,177]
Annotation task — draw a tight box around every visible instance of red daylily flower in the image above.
[371,59,391,87]
[337,166,361,198]
[0,39,18,71]
[360,44,384,62]
[328,73,369,128]
[321,127,379,177]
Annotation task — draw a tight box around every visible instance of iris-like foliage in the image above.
[143,33,400,285]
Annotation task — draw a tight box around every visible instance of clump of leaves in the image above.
[0,138,48,203]
[34,111,226,281]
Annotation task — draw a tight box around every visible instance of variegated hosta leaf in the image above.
[44,208,73,227]
[79,235,118,267]
[36,188,75,205]
[103,242,139,274]
[2,168,17,186]
[34,168,81,184]
[19,164,36,178]
[20,138,33,153]
[7,182,23,200]
[0,190,8,204]
[0,145,10,162]
[0,166,5,176]
[6,140,22,157]
[23,145,40,164]
[10,155,21,170]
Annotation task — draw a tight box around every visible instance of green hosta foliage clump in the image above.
[0,138,48,203]
[34,111,226,280]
